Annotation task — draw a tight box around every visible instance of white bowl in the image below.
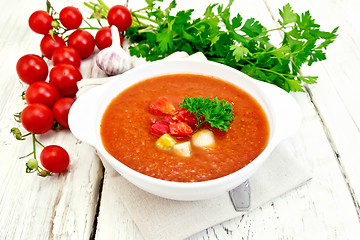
[68,59,302,201]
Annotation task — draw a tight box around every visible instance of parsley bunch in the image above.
[124,0,338,92]
[179,96,234,131]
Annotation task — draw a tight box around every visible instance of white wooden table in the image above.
[1,0,360,239]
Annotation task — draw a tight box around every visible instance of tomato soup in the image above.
[100,74,269,182]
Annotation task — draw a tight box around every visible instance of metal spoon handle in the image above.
[229,180,251,211]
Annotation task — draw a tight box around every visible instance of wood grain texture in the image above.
[1,0,360,239]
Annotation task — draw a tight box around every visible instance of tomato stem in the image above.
[33,134,45,148]
[131,12,158,25]
[19,152,34,159]
[18,134,44,159]
[82,18,98,29]
[32,134,37,159]
[78,26,100,30]
[13,112,21,123]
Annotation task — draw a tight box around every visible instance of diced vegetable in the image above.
[158,115,176,125]
[174,109,198,124]
[151,122,170,136]
[149,97,176,115]
[191,129,215,149]
[156,134,177,150]
[173,141,191,157]
[169,122,193,136]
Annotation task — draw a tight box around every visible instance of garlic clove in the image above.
[96,25,132,76]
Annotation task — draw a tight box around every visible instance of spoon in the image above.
[229,180,251,211]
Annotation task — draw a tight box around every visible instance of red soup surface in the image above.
[101,74,269,182]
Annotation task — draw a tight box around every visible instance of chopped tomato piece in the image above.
[158,115,176,125]
[176,109,198,124]
[169,122,193,136]
[149,97,176,115]
[151,122,170,136]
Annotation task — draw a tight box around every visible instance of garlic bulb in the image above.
[96,26,131,76]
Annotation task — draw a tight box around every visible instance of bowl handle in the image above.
[68,85,105,147]
[255,81,302,142]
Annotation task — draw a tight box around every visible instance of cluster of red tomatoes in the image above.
[14,4,132,176]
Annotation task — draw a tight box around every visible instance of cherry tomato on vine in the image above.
[25,82,60,108]
[40,145,70,173]
[95,26,124,50]
[21,103,54,134]
[28,10,53,35]
[59,6,82,30]
[107,5,132,32]
[52,46,81,68]
[67,30,95,59]
[52,97,75,128]
[49,63,82,96]
[40,34,66,59]
[16,54,48,85]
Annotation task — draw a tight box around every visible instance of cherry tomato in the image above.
[16,54,48,85]
[59,6,82,30]
[95,26,123,50]
[25,82,60,108]
[49,63,82,96]
[21,103,54,134]
[52,46,81,68]
[67,30,95,59]
[40,34,66,59]
[52,97,75,128]
[40,145,70,173]
[107,5,132,32]
[28,10,53,35]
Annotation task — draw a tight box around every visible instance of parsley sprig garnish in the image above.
[179,96,234,131]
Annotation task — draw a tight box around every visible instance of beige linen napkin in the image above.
[78,52,311,240]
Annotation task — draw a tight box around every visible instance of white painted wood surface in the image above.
[0,0,359,239]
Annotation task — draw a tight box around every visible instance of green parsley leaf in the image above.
[231,13,242,29]
[157,27,174,52]
[278,3,297,25]
[298,76,318,84]
[230,45,250,61]
[213,33,232,57]
[164,0,177,16]
[240,18,264,37]
[179,96,234,131]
